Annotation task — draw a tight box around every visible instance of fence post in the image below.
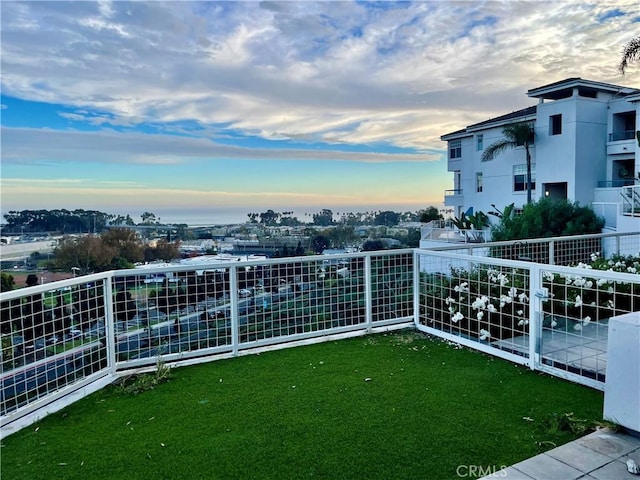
[413,250,420,329]
[365,254,373,333]
[103,273,117,372]
[528,264,542,371]
[548,240,555,266]
[229,265,239,356]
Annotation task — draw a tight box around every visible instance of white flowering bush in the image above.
[422,252,639,342]
[542,253,640,329]
[424,265,531,342]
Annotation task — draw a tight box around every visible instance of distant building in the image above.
[440,78,640,234]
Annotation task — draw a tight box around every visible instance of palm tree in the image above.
[482,122,535,204]
[619,36,640,74]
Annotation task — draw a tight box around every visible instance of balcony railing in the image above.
[597,179,636,188]
[608,130,636,142]
[2,232,639,437]
[444,189,463,196]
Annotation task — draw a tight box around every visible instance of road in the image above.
[0,240,56,262]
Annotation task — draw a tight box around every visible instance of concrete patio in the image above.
[492,319,609,381]
[481,427,640,479]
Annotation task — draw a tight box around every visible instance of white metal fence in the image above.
[1,233,638,437]
[415,249,639,390]
[1,250,415,436]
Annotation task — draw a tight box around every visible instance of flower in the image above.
[476,312,484,320]
[479,329,490,341]
[499,295,512,308]
[452,312,464,323]
[486,304,497,313]
[582,316,591,326]
[574,295,583,308]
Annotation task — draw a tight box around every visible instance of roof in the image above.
[440,105,536,140]
[440,77,640,142]
[467,105,537,131]
[527,77,638,100]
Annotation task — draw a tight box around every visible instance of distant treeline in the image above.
[2,206,442,234]
[1,209,160,235]
[247,207,442,227]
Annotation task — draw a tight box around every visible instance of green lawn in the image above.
[1,331,604,480]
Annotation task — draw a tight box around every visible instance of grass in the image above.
[1,331,604,480]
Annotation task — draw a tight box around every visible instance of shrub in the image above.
[491,199,604,241]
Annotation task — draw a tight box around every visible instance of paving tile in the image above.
[545,441,612,473]
[511,453,584,480]
[478,466,535,479]
[576,429,640,459]
[588,458,640,479]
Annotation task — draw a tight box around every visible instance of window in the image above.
[476,134,483,151]
[513,164,535,192]
[550,114,562,135]
[476,172,483,192]
[449,139,462,159]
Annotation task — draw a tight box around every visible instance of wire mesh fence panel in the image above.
[417,252,532,359]
[539,257,640,383]
[430,232,639,267]
[1,280,109,415]
[370,252,414,322]
[111,268,232,363]
[239,256,370,343]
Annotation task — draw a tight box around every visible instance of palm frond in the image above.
[481,139,512,162]
[620,36,640,74]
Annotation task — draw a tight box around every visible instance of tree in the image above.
[311,234,330,254]
[54,236,118,274]
[102,228,144,263]
[374,211,401,227]
[482,122,535,204]
[141,212,159,225]
[419,206,442,223]
[259,209,279,226]
[619,36,640,74]
[312,209,334,226]
[1,272,15,292]
[146,239,181,262]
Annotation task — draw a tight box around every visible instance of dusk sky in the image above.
[1,1,639,224]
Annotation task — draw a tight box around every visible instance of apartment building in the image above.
[441,78,640,234]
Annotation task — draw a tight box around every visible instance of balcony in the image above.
[443,188,463,207]
[2,232,639,441]
[608,130,636,142]
[597,179,636,188]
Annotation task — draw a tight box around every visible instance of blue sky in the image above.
[1,1,639,223]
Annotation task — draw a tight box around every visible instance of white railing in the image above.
[427,231,640,265]
[621,184,640,216]
[1,233,638,437]
[415,250,639,390]
[1,250,415,437]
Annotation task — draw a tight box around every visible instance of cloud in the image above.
[0,126,440,165]
[2,0,639,154]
